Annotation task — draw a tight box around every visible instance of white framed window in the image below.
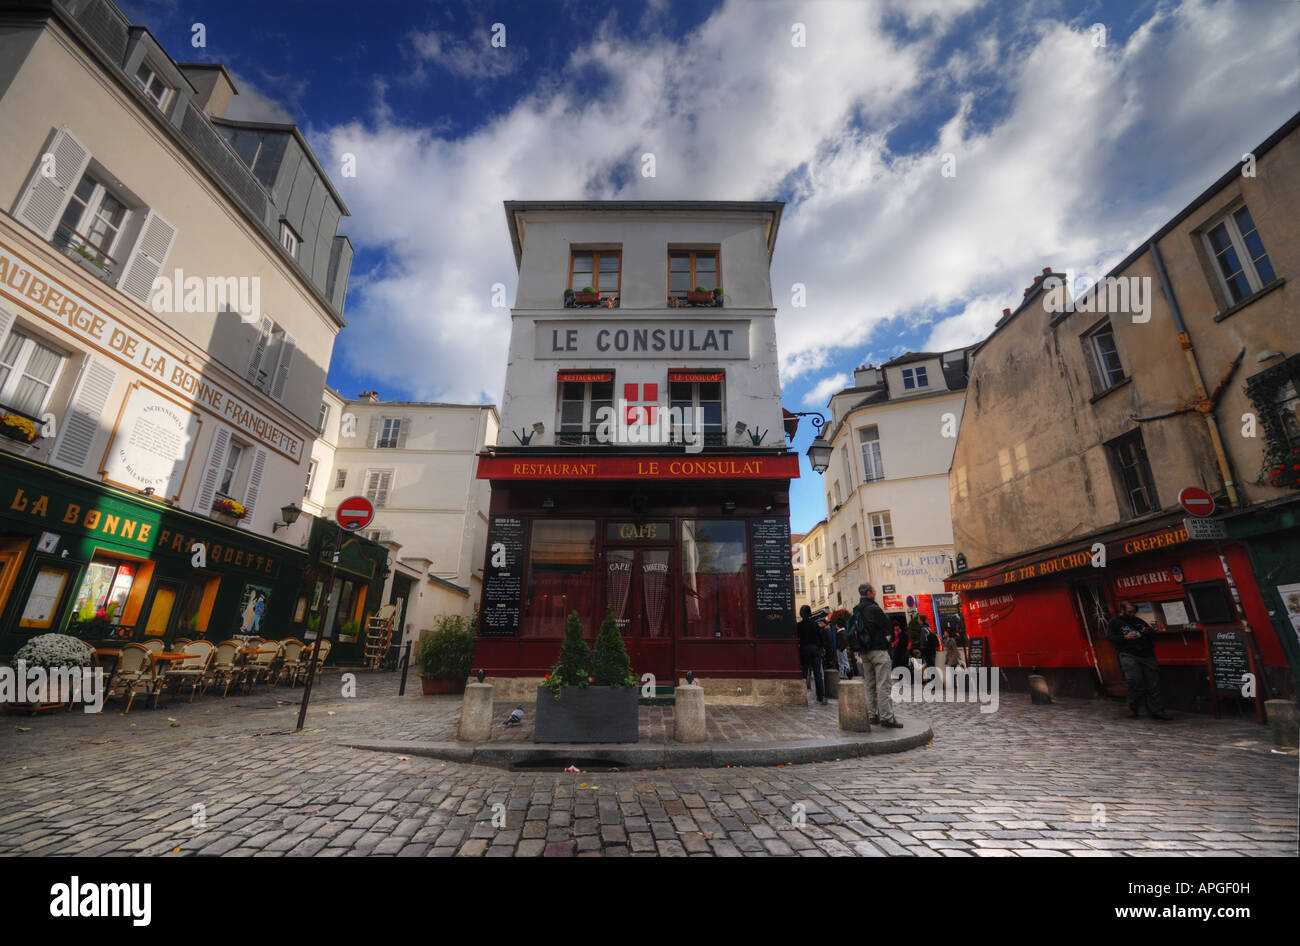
[794,575,805,596]
[869,510,894,549]
[1204,205,1276,306]
[851,525,861,556]
[245,316,296,401]
[218,442,245,496]
[55,174,129,267]
[858,425,884,482]
[901,366,928,390]
[317,403,329,434]
[334,469,347,490]
[557,377,613,444]
[841,536,848,562]
[133,61,172,111]
[280,221,301,258]
[376,417,403,449]
[364,470,393,507]
[832,542,839,570]
[833,481,842,506]
[1084,321,1126,390]
[669,377,724,446]
[0,330,66,418]
[817,576,825,602]
[304,459,317,498]
[814,537,822,558]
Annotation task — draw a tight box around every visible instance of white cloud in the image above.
[803,372,851,407]
[223,71,299,124]
[410,29,523,80]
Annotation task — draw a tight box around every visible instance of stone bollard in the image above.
[838,678,870,732]
[1027,674,1053,705]
[824,669,839,699]
[674,684,707,743]
[457,681,493,742]
[1265,699,1299,748]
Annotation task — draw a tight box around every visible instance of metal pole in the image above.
[398,641,412,696]
[296,527,340,732]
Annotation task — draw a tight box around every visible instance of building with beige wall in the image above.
[946,111,1300,706]
[0,0,352,653]
[795,519,829,616]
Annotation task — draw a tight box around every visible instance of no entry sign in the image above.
[336,495,375,531]
[1178,486,1215,518]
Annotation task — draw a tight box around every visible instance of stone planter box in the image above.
[534,684,639,743]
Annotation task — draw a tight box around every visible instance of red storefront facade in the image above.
[945,515,1288,713]
[473,450,804,703]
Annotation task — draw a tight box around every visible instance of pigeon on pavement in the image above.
[504,705,525,726]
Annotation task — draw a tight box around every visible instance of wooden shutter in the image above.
[242,448,268,523]
[246,316,273,384]
[0,304,15,351]
[14,126,91,239]
[50,356,117,472]
[396,417,410,448]
[117,209,177,307]
[194,427,231,514]
[367,414,380,448]
[270,331,297,400]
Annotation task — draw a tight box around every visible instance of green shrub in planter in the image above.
[593,607,636,687]
[544,611,591,697]
[419,615,476,679]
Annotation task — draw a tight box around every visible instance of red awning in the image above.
[668,370,724,382]
[557,370,613,382]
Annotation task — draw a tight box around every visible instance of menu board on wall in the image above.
[481,516,524,637]
[1207,628,1251,695]
[967,636,989,669]
[751,518,795,638]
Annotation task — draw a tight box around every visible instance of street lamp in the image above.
[272,502,302,533]
[786,411,831,473]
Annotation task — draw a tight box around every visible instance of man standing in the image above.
[850,584,903,728]
[1106,601,1171,720]
[797,605,827,704]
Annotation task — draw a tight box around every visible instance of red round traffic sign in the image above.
[336,495,375,531]
[1178,486,1215,518]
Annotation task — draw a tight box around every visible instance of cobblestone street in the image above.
[1,673,1295,857]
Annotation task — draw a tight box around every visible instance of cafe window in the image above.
[523,520,596,637]
[668,249,719,300]
[670,377,724,447]
[176,573,219,635]
[71,558,137,624]
[0,329,66,418]
[682,520,749,638]
[19,564,72,629]
[1186,581,1236,625]
[557,376,614,445]
[569,249,621,304]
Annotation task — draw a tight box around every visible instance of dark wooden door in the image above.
[1074,581,1126,696]
[605,547,674,686]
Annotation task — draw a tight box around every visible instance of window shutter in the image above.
[242,448,268,523]
[367,414,380,448]
[14,126,92,239]
[270,332,296,400]
[396,417,410,448]
[194,427,231,513]
[246,316,273,384]
[0,304,15,351]
[117,209,177,307]
[50,356,117,472]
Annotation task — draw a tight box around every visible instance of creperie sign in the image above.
[0,241,303,462]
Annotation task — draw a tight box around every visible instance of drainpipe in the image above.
[1148,241,1241,508]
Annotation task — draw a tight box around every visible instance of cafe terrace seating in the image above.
[208,639,245,697]
[105,643,156,715]
[156,640,215,706]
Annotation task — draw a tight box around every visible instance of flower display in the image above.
[212,497,247,518]
[13,633,91,670]
[1268,449,1300,490]
[0,414,38,443]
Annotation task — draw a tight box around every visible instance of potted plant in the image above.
[303,614,322,640]
[686,285,714,305]
[563,288,576,306]
[338,618,360,643]
[534,609,639,743]
[573,285,601,305]
[0,413,38,445]
[11,632,92,711]
[418,615,476,695]
[212,497,245,524]
[712,286,723,304]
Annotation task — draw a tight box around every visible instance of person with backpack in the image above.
[848,583,903,728]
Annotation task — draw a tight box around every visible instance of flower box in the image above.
[533,684,639,743]
[1,414,39,445]
[685,290,714,305]
[573,291,601,305]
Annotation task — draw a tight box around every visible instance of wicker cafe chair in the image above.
[299,639,331,685]
[143,640,165,653]
[67,640,98,711]
[172,638,192,649]
[274,638,305,687]
[106,643,155,715]
[242,639,282,693]
[209,640,245,697]
[156,640,215,707]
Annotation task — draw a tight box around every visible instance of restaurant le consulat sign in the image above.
[476,453,801,481]
[0,239,304,462]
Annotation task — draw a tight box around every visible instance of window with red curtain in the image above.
[682,520,749,638]
[522,520,596,637]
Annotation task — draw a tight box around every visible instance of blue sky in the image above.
[125,0,1300,532]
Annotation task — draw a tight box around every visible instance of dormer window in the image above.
[134,61,172,111]
[901,366,929,390]
[280,222,301,258]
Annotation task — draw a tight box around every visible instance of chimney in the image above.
[853,364,882,387]
[358,391,379,403]
[177,63,238,118]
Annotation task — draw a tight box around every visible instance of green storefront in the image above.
[296,516,390,664]
[0,450,308,655]
[1225,495,1300,701]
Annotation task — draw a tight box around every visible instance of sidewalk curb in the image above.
[338,717,933,770]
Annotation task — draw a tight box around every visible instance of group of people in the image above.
[797,586,970,722]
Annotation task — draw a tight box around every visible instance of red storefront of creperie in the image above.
[944,515,1289,711]
[473,450,804,698]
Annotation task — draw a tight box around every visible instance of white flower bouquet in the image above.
[13,633,91,669]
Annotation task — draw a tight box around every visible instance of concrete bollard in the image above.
[838,678,870,732]
[1027,674,1053,705]
[674,684,707,743]
[824,669,839,699]
[1264,699,1299,748]
[457,682,493,742]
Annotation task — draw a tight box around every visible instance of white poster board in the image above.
[1277,583,1300,646]
[101,383,200,501]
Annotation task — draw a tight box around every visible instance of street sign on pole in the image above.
[1184,517,1227,540]
[336,495,375,531]
[1178,486,1216,518]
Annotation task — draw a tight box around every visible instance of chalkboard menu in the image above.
[751,518,795,638]
[1207,628,1251,694]
[481,516,524,637]
[967,636,989,669]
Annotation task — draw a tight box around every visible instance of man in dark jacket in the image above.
[1106,601,1171,719]
[797,605,826,704]
[852,584,902,728]
[920,616,939,668]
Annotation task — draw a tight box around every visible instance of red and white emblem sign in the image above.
[336,495,375,531]
[1178,486,1215,518]
[624,383,658,425]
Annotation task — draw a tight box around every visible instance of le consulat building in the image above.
[474,201,805,704]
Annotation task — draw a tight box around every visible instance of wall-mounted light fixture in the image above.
[272,502,302,533]
[532,421,545,436]
[734,420,748,436]
[785,411,831,473]
[541,496,556,510]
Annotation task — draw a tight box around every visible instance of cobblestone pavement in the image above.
[1,672,1295,856]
